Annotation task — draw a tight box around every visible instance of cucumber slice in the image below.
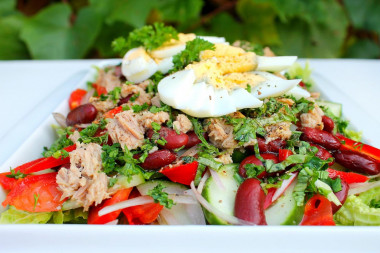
[110,173,146,191]
[136,180,188,195]
[316,100,342,118]
[265,180,304,225]
[201,164,240,225]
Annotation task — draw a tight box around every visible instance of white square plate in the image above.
[0,60,379,253]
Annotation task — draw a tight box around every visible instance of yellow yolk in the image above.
[200,44,246,59]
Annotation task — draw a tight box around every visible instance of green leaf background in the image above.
[1,0,379,59]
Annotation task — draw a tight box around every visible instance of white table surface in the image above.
[0,59,379,165]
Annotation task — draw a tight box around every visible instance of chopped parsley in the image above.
[147,183,175,209]
[78,121,109,145]
[224,116,265,145]
[245,163,265,179]
[170,38,215,73]
[112,22,178,55]
[42,127,74,158]
[33,193,40,211]
[6,168,28,179]
[99,87,122,104]
[132,103,149,113]
[369,199,380,208]
[129,92,140,102]
[108,177,118,188]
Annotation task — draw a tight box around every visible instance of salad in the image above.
[1,23,380,226]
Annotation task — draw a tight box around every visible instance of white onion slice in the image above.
[197,170,210,194]
[81,89,94,105]
[76,123,92,128]
[271,172,297,203]
[169,194,198,205]
[209,169,225,191]
[179,145,198,158]
[53,112,67,128]
[348,181,380,195]
[190,181,255,225]
[98,196,154,216]
[159,209,179,225]
[183,190,207,225]
[104,219,119,225]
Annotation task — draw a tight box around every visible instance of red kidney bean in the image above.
[322,116,335,133]
[310,143,334,165]
[257,137,286,153]
[333,150,380,175]
[146,127,189,150]
[117,94,132,106]
[139,149,176,170]
[234,178,267,225]
[300,127,341,150]
[331,177,349,214]
[185,131,202,148]
[239,154,278,178]
[66,104,97,126]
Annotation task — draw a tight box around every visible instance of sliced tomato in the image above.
[88,188,132,224]
[336,133,380,163]
[122,189,163,225]
[2,172,64,212]
[69,89,87,110]
[279,149,293,162]
[104,106,123,119]
[159,161,198,185]
[327,168,369,184]
[300,194,335,226]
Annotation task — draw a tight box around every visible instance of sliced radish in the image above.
[271,172,298,204]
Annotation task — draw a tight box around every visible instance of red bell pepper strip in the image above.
[159,161,198,186]
[336,133,380,163]
[2,172,65,212]
[104,106,123,119]
[327,168,368,184]
[92,84,107,97]
[0,145,76,191]
[69,89,87,110]
[300,194,335,226]
[279,149,293,162]
[88,188,133,224]
[263,188,276,209]
[122,189,163,225]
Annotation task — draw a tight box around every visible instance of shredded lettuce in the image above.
[334,187,380,226]
[286,61,314,89]
[0,206,88,224]
[0,206,53,224]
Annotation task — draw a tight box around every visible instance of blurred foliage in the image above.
[0,0,379,60]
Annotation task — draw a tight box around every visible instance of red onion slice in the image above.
[53,112,67,128]
[190,181,255,226]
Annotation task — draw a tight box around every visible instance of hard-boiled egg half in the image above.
[121,34,227,83]
[158,43,309,117]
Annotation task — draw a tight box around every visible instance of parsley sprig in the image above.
[112,23,178,55]
[147,183,175,209]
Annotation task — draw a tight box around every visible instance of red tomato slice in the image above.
[336,133,380,163]
[88,188,132,224]
[327,168,368,184]
[2,173,64,212]
[159,161,198,185]
[69,89,87,110]
[92,84,107,96]
[122,189,163,225]
[104,106,123,119]
[0,173,18,191]
[300,194,335,226]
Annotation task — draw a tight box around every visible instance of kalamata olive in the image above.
[238,154,278,178]
[234,178,267,225]
[66,103,97,126]
[333,150,380,175]
[147,127,189,150]
[185,131,202,148]
[139,149,176,170]
[300,127,341,150]
[257,137,286,153]
[322,116,335,133]
[117,94,132,106]
[331,177,349,214]
[310,143,334,165]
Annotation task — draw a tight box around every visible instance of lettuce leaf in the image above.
[286,61,314,89]
[0,206,53,224]
[334,187,380,225]
[0,206,88,224]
